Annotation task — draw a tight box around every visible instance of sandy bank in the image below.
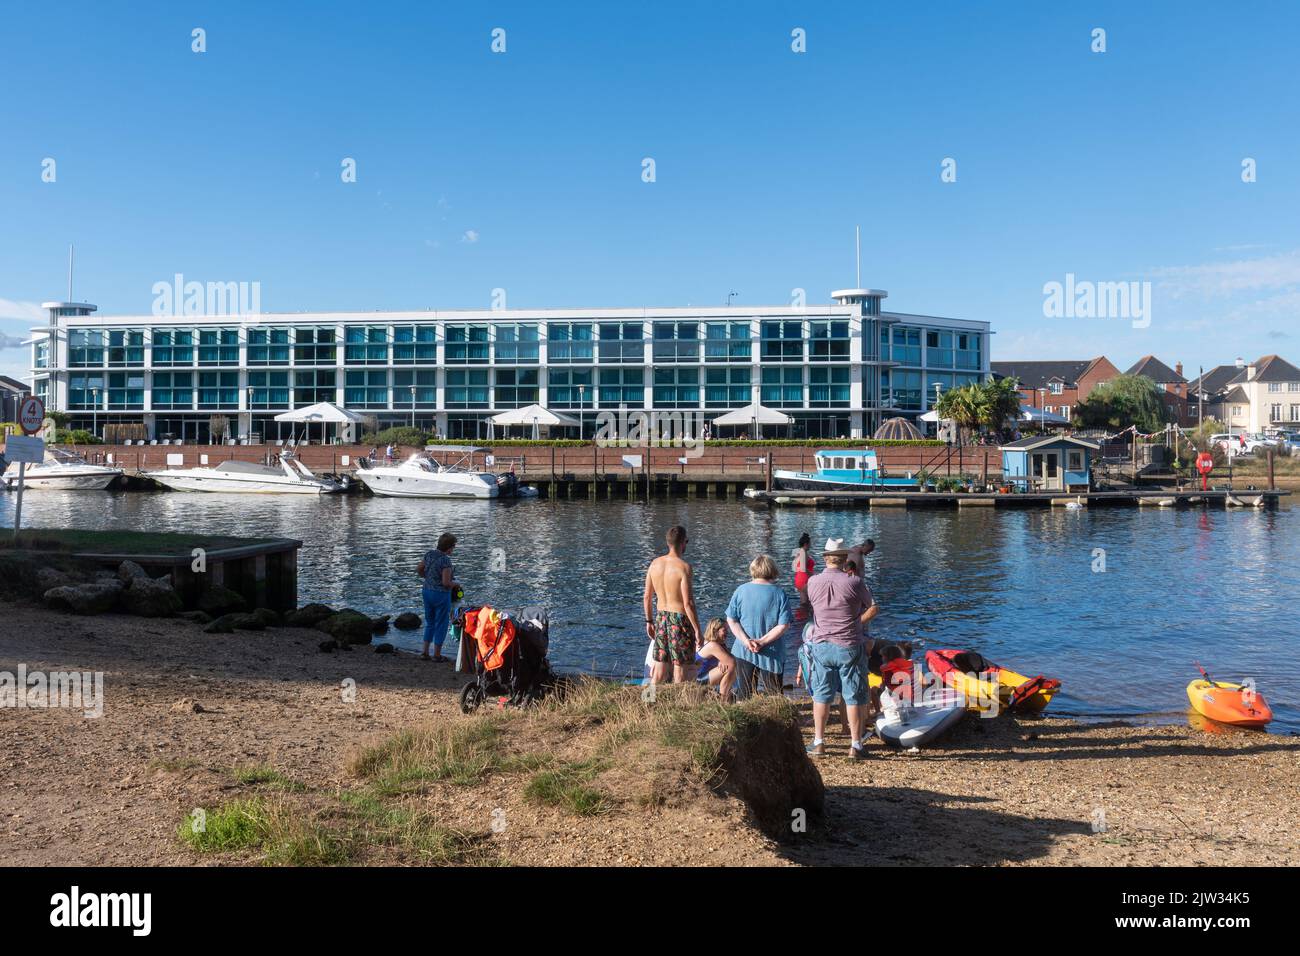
[2,603,1296,866]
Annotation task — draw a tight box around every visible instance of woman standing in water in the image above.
[417,532,458,662]
[792,532,816,615]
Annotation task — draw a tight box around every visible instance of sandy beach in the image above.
[2,603,1297,867]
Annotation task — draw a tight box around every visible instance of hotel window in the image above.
[653,322,700,363]
[863,297,880,316]
[1267,382,1281,392]
[107,330,145,366]
[1067,450,1085,472]
[494,324,540,363]
[68,330,106,367]
[1289,382,1300,392]
[248,371,290,408]
[392,326,437,364]
[1270,403,1282,421]
[247,328,291,366]
[34,340,49,369]
[345,326,389,365]
[882,369,923,409]
[1291,403,1300,421]
[151,329,194,366]
[598,323,644,363]
[393,369,438,408]
[705,322,752,362]
[345,369,389,408]
[956,333,981,370]
[152,372,193,410]
[197,371,240,409]
[878,327,891,363]
[198,329,240,366]
[598,367,644,404]
[445,369,489,408]
[760,321,803,361]
[106,372,145,410]
[761,367,803,406]
[444,325,490,364]
[294,328,337,365]
[294,369,337,406]
[705,367,751,407]
[809,367,850,407]
[494,368,540,408]
[1049,381,1064,395]
[547,323,594,363]
[809,322,850,362]
[548,367,593,408]
[68,373,105,409]
[653,367,699,408]
[926,330,954,368]
[890,327,921,366]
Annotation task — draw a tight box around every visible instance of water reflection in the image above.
[2,491,1295,731]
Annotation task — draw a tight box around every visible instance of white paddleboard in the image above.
[875,688,965,749]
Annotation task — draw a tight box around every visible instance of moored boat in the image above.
[773,449,921,492]
[354,446,511,499]
[2,448,123,491]
[144,457,344,494]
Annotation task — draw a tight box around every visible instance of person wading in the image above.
[643,525,703,685]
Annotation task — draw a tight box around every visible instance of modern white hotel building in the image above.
[28,289,991,442]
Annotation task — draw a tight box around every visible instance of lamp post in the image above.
[578,383,587,440]
[409,384,417,429]
[247,385,255,444]
[933,382,943,440]
[1038,388,1048,433]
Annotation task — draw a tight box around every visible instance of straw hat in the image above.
[822,537,849,556]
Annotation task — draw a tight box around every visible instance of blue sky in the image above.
[2,0,1298,382]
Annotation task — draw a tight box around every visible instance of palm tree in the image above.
[935,378,1020,444]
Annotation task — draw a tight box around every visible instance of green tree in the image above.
[935,377,1023,443]
[1072,374,1170,433]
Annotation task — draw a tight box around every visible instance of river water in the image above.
[4,490,1296,732]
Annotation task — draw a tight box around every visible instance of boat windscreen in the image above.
[213,461,283,476]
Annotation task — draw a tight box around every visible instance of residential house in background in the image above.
[0,374,31,425]
[1188,361,1248,429]
[1126,355,1194,425]
[1186,355,1300,433]
[989,357,1119,423]
[1230,355,1300,433]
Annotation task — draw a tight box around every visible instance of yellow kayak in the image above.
[926,649,1060,713]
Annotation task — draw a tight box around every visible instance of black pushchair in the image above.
[456,604,562,712]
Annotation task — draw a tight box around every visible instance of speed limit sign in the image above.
[19,395,45,435]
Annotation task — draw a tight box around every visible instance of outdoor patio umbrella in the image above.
[489,404,581,440]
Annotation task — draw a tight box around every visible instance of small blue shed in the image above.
[1001,435,1099,492]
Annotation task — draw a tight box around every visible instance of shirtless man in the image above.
[643,525,703,685]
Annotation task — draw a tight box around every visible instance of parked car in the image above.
[1209,433,1271,456]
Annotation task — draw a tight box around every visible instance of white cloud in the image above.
[1150,248,1300,299]
[460,230,479,244]
[0,298,44,323]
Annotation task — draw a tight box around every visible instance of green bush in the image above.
[362,426,435,447]
[52,428,101,445]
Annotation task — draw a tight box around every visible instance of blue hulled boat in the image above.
[773,449,921,491]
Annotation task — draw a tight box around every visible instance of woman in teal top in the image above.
[725,554,794,699]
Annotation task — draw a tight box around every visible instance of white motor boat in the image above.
[144,457,345,494]
[2,448,123,491]
[354,447,508,499]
